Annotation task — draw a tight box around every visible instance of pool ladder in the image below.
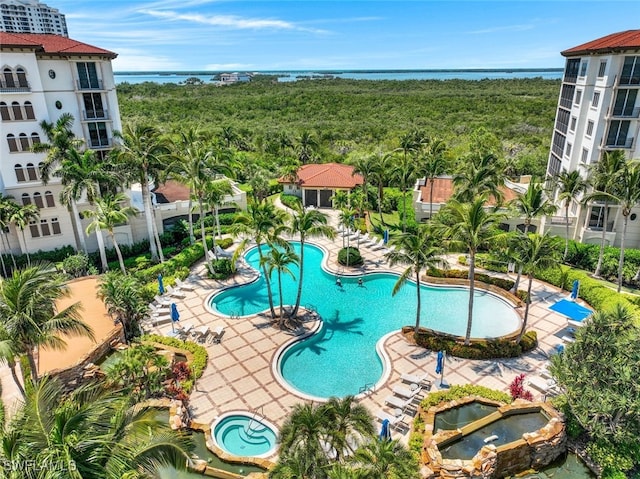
[359,383,375,395]
[246,406,265,435]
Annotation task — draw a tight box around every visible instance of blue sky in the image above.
[54,1,640,71]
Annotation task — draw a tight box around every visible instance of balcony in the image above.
[82,109,109,121]
[605,137,634,149]
[75,79,103,90]
[0,79,30,93]
[88,137,112,149]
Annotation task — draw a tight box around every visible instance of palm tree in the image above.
[420,138,448,221]
[0,262,94,382]
[453,152,505,204]
[288,206,335,318]
[113,124,171,263]
[205,178,234,239]
[509,181,557,291]
[554,170,589,261]
[385,225,444,332]
[0,376,193,478]
[9,203,39,265]
[84,193,138,275]
[390,153,416,232]
[232,201,288,318]
[323,396,375,462]
[98,271,147,343]
[368,151,390,226]
[440,198,505,344]
[0,329,25,397]
[350,154,377,218]
[260,247,299,328]
[295,130,318,164]
[32,113,88,253]
[512,232,560,341]
[0,193,19,274]
[339,208,357,254]
[348,438,420,479]
[586,150,626,277]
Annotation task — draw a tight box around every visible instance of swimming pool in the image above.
[210,242,520,398]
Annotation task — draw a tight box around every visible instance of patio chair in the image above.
[371,238,386,251]
[190,325,210,343]
[167,285,186,299]
[527,376,556,394]
[209,325,225,344]
[154,295,171,306]
[215,245,233,258]
[375,410,409,432]
[385,395,413,411]
[149,314,172,327]
[400,372,431,388]
[393,384,422,399]
[175,278,196,292]
[149,302,169,314]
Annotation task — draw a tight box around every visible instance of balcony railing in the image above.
[88,137,112,149]
[0,79,30,92]
[605,137,634,149]
[550,216,574,226]
[82,109,109,120]
[75,79,103,90]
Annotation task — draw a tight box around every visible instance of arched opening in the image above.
[45,191,55,207]
[30,132,40,146]
[14,163,25,182]
[3,68,15,88]
[16,68,27,88]
[24,101,34,119]
[33,192,44,209]
[18,133,29,151]
[21,193,31,206]
[8,135,19,153]
[26,163,37,181]
[0,102,10,121]
[11,101,22,120]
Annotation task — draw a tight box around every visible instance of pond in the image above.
[434,401,498,432]
[519,452,596,479]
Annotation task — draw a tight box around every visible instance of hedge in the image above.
[412,327,538,359]
[280,193,302,209]
[338,247,363,266]
[143,334,208,393]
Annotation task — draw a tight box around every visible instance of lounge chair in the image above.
[149,302,169,314]
[375,410,409,432]
[154,295,171,306]
[167,285,186,299]
[393,385,422,399]
[149,314,172,326]
[385,395,413,410]
[400,372,431,387]
[371,238,386,251]
[215,245,233,258]
[527,376,557,394]
[175,278,196,291]
[190,325,210,343]
[209,325,225,344]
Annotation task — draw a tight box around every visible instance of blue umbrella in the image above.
[570,280,579,300]
[158,274,165,295]
[379,418,391,441]
[383,229,389,244]
[170,303,180,332]
[435,350,444,375]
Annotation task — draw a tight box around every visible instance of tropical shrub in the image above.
[61,253,97,278]
[143,334,208,392]
[337,247,363,266]
[413,328,537,359]
[508,373,534,401]
[208,258,234,280]
[280,193,302,209]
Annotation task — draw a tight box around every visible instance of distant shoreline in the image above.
[115,68,563,75]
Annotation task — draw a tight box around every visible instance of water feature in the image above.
[440,412,550,460]
[97,349,124,371]
[519,452,596,479]
[152,410,266,477]
[210,242,520,398]
[434,402,499,432]
[212,413,278,458]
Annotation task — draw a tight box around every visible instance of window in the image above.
[564,59,580,82]
[575,90,582,105]
[589,205,611,230]
[21,193,30,206]
[560,84,576,108]
[566,143,572,157]
[18,133,29,150]
[548,154,562,177]
[552,132,566,157]
[24,101,34,119]
[11,101,22,120]
[14,164,25,182]
[592,92,600,108]
[620,56,640,85]
[51,217,61,235]
[87,122,109,147]
[613,89,638,117]
[570,117,577,131]
[581,148,589,164]
[33,192,44,208]
[30,132,40,146]
[26,163,37,181]
[3,67,15,88]
[0,102,9,120]
[45,191,54,207]
[555,108,571,133]
[607,120,631,147]
[571,201,578,215]
[82,93,105,119]
[29,220,39,238]
[40,219,50,236]
[586,120,594,137]
[7,134,18,152]
[76,62,99,89]
[579,60,588,77]
[15,68,27,87]
[598,61,607,78]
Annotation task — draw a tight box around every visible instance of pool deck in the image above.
[0,209,579,445]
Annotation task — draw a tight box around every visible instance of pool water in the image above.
[211,243,520,398]
[440,412,550,460]
[213,415,278,458]
[434,402,499,432]
[520,452,596,479]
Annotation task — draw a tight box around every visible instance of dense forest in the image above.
[116,76,560,178]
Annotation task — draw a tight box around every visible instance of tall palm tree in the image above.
[453,152,505,204]
[370,151,390,226]
[512,232,560,342]
[288,206,335,318]
[83,193,138,275]
[350,154,377,219]
[295,130,318,164]
[339,208,357,255]
[0,263,94,382]
[260,247,299,328]
[98,271,147,343]
[385,225,444,332]
[0,376,193,478]
[0,329,25,397]
[420,138,448,221]
[586,150,626,277]
[554,170,589,261]
[0,193,19,274]
[348,438,420,479]
[323,396,375,462]
[204,178,234,239]
[32,113,88,253]
[9,203,39,265]
[390,153,416,233]
[113,124,171,263]
[232,201,289,318]
[440,198,505,344]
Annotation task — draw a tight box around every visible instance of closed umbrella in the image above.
[158,273,165,295]
[383,229,389,244]
[170,303,180,332]
[435,350,445,387]
[379,418,391,441]
[570,280,579,300]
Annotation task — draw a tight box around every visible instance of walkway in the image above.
[143,217,575,445]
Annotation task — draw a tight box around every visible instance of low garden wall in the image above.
[420,397,566,479]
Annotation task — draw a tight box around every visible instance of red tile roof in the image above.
[562,30,640,56]
[279,163,364,189]
[418,177,518,206]
[152,180,189,203]
[0,32,117,58]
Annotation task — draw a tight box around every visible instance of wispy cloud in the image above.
[140,9,327,33]
[112,49,185,71]
[467,24,535,34]
[204,63,254,70]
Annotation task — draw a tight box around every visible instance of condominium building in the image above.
[545,29,640,248]
[0,0,67,36]
[0,32,124,256]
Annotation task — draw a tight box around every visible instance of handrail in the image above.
[358,383,375,395]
